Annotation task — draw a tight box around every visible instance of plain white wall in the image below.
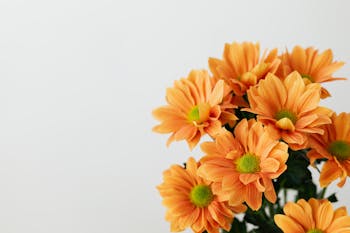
[0,0,350,232]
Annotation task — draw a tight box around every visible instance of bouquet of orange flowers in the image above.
[152,42,350,233]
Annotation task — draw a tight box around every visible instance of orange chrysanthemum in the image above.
[157,157,246,233]
[245,71,332,150]
[209,42,280,96]
[274,198,350,233]
[308,112,350,187]
[198,119,288,210]
[277,46,346,98]
[153,70,237,149]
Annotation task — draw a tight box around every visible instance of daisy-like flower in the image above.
[274,198,350,233]
[209,41,280,96]
[198,119,288,210]
[245,71,332,150]
[153,69,237,149]
[277,46,346,98]
[157,157,246,233]
[308,112,350,187]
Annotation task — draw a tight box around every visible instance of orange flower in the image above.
[274,198,350,233]
[277,46,346,98]
[152,70,237,149]
[198,119,288,210]
[209,42,280,96]
[245,71,332,150]
[308,112,350,187]
[157,157,246,233]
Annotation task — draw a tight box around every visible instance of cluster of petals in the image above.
[154,41,349,233]
[209,41,280,96]
[245,71,332,150]
[308,112,350,187]
[277,46,346,98]
[198,119,288,210]
[274,198,350,233]
[152,69,237,149]
[157,157,246,233]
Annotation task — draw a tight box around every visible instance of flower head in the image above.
[277,46,346,98]
[153,70,237,149]
[198,119,288,210]
[274,198,350,233]
[157,157,246,233]
[245,71,332,150]
[308,112,350,187]
[209,42,280,96]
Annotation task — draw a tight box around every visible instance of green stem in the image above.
[283,188,287,204]
[315,164,321,174]
[320,187,327,199]
[268,201,275,217]
[259,207,268,220]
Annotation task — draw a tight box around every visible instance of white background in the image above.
[0,0,350,232]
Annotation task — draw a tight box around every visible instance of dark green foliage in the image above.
[326,193,338,203]
[244,207,282,233]
[278,149,312,189]
[222,218,247,233]
[296,179,317,201]
[235,108,256,121]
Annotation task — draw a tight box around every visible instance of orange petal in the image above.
[297,83,321,114]
[166,87,193,113]
[198,103,211,123]
[209,80,224,106]
[246,184,262,210]
[291,46,307,73]
[239,173,259,185]
[240,71,257,86]
[187,132,201,150]
[319,160,342,188]
[316,201,334,230]
[327,216,350,232]
[262,178,276,203]
[260,157,280,173]
[228,187,245,207]
[321,87,331,99]
[274,215,305,233]
[282,131,307,147]
[284,72,305,112]
[276,118,295,131]
[283,202,313,230]
[174,125,197,141]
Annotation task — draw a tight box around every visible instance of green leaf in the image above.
[326,193,338,203]
[278,149,312,189]
[223,218,247,233]
[243,206,282,233]
[296,179,317,200]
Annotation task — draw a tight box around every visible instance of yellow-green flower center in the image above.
[189,185,214,208]
[302,74,314,82]
[236,153,260,173]
[307,229,323,233]
[275,110,297,124]
[188,106,200,122]
[328,140,350,161]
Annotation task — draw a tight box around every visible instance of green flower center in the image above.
[188,106,200,122]
[328,140,350,161]
[275,109,297,124]
[236,153,260,173]
[302,74,314,82]
[307,229,323,233]
[189,185,214,208]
